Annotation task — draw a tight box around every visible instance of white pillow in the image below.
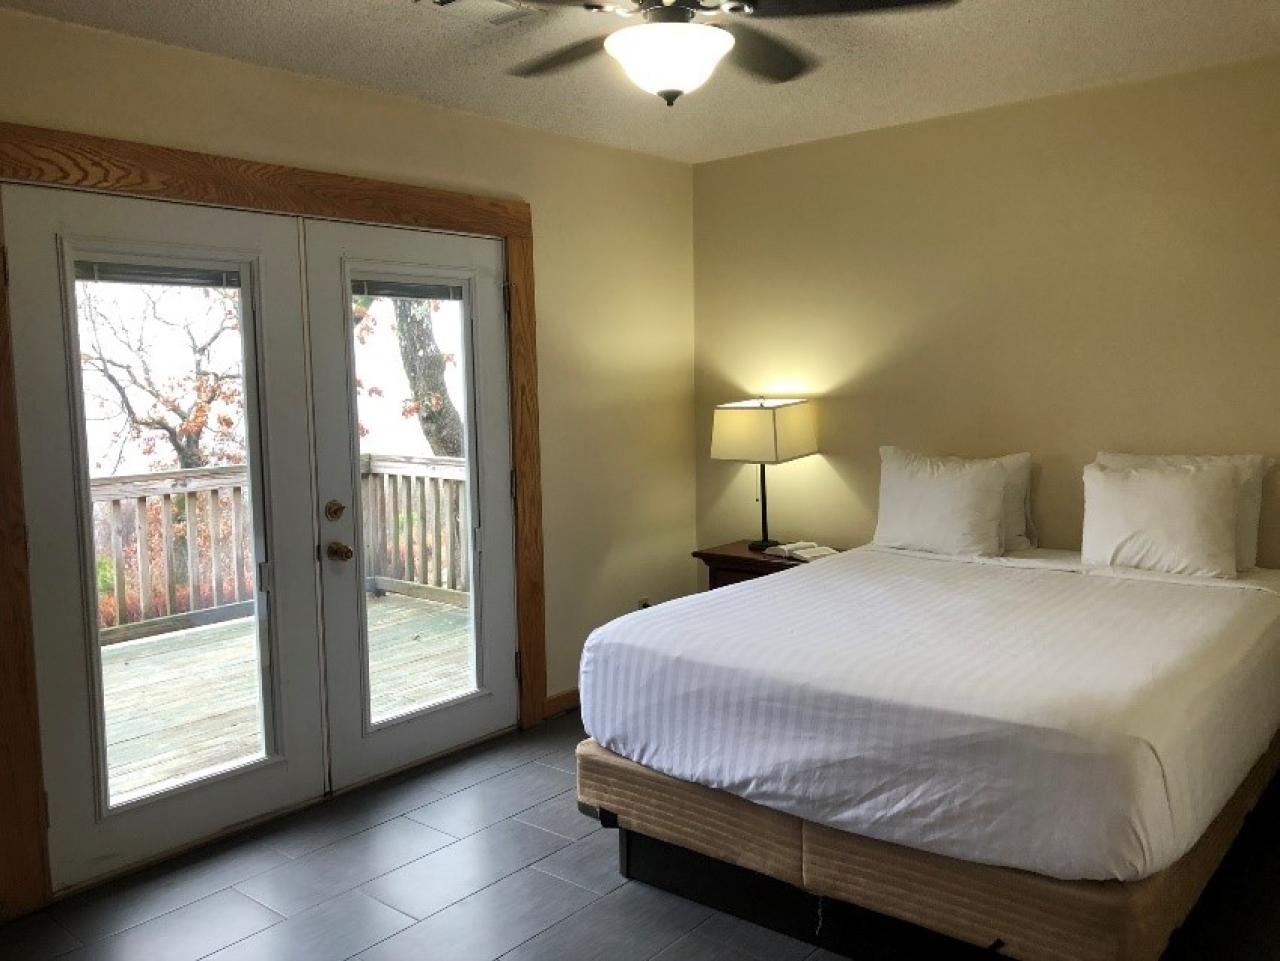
[874,447,1007,557]
[878,447,1034,551]
[954,450,1034,551]
[1082,463,1240,578]
[1096,452,1273,570]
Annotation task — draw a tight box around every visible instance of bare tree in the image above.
[352,295,464,457]
[393,299,464,457]
[78,283,246,472]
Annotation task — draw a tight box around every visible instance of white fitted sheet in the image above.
[579,547,1280,881]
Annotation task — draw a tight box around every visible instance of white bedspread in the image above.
[579,547,1280,881]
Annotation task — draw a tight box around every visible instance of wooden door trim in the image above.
[503,234,548,731]
[0,123,549,918]
[0,123,532,238]
[0,191,53,920]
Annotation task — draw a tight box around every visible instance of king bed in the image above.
[575,547,1280,960]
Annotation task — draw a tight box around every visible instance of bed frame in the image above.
[575,735,1280,961]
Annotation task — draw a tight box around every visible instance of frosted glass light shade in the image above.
[604,23,735,104]
[710,398,818,465]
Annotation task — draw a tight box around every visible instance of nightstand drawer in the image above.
[693,540,801,590]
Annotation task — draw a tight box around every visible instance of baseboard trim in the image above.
[543,688,580,717]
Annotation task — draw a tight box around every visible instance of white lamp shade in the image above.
[710,398,818,465]
[604,23,735,101]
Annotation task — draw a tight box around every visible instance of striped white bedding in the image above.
[579,547,1280,881]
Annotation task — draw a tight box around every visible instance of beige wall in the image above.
[694,57,1280,566]
[0,9,698,695]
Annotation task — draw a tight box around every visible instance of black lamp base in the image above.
[749,463,779,553]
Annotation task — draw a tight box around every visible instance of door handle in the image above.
[324,499,347,521]
[326,541,355,562]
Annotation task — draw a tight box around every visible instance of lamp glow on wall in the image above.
[711,398,818,551]
[605,23,736,106]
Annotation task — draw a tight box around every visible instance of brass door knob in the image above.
[324,499,347,521]
[326,541,354,562]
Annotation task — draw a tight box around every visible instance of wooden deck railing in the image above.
[91,466,253,643]
[91,455,468,643]
[361,454,469,596]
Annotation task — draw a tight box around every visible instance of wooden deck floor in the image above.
[102,593,473,805]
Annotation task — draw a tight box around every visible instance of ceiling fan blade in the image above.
[720,22,815,83]
[509,36,607,77]
[745,0,956,17]
[506,0,638,11]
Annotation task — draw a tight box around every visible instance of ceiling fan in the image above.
[433,0,955,106]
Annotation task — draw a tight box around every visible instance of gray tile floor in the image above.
[1,714,811,961]
[4,712,1277,961]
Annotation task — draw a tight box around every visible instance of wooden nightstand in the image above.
[692,540,803,590]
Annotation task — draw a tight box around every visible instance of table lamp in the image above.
[710,398,818,551]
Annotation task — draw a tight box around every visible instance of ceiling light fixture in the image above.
[604,21,735,106]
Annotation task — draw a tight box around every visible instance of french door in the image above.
[306,219,517,789]
[2,185,517,888]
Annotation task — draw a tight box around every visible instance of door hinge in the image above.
[0,246,9,289]
[509,468,517,502]
[515,650,522,682]
[258,560,273,594]
[501,282,512,317]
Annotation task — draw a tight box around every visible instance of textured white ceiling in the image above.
[4,0,1279,163]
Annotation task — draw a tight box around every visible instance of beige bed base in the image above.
[576,734,1280,961]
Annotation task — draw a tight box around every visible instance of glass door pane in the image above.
[349,279,476,723]
[72,261,269,806]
